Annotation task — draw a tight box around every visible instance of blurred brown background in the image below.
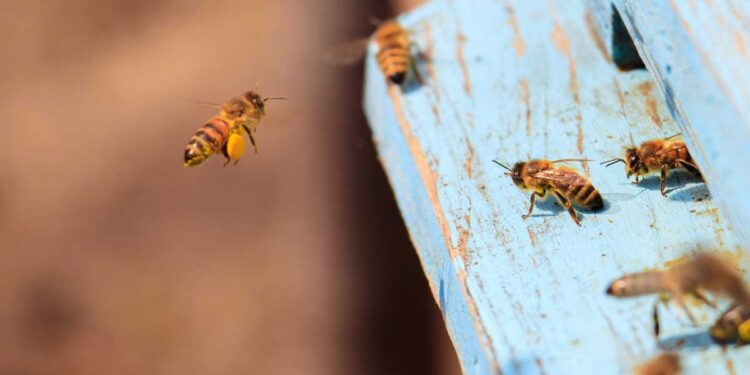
[0,0,462,374]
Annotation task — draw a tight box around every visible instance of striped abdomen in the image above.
[606,271,668,297]
[543,169,604,210]
[184,117,230,167]
[374,21,410,84]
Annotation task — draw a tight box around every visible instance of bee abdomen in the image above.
[374,21,409,84]
[566,177,603,210]
[377,46,409,84]
[608,271,666,297]
[184,117,230,167]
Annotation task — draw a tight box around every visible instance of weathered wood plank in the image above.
[364,0,749,374]
[598,0,750,247]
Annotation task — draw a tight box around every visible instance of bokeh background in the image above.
[0,0,462,374]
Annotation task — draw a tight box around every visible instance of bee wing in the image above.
[548,158,593,164]
[652,145,687,157]
[664,132,683,140]
[322,38,370,66]
[528,169,575,184]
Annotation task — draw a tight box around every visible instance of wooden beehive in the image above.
[364,0,750,373]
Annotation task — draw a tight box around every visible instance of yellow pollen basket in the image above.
[739,319,750,342]
[226,133,246,163]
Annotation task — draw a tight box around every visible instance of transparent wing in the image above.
[322,38,370,66]
[653,145,688,157]
[529,168,577,184]
[664,132,683,140]
[548,158,593,164]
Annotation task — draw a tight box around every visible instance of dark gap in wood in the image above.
[611,4,646,70]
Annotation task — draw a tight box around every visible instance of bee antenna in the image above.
[665,132,683,140]
[492,160,511,171]
[601,158,625,167]
[263,96,289,103]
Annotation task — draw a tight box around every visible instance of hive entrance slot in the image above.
[611,4,645,70]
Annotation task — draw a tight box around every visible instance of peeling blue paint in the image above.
[364,0,750,374]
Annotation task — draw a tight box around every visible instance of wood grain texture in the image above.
[364,0,750,374]
[603,0,750,247]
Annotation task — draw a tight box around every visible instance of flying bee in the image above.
[493,159,603,225]
[323,20,422,85]
[183,90,287,167]
[373,21,419,84]
[602,134,702,196]
[710,304,750,345]
[634,352,681,375]
[607,252,750,334]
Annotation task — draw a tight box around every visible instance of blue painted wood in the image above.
[363,0,750,374]
[603,0,750,247]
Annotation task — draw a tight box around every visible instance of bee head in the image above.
[493,160,525,188]
[624,148,643,178]
[509,162,526,188]
[244,91,265,111]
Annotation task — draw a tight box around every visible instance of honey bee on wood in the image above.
[607,252,750,333]
[183,90,286,167]
[634,352,681,375]
[493,159,604,226]
[710,304,750,345]
[323,20,422,85]
[602,134,702,196]
[373,21,419,84]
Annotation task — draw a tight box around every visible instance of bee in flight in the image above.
[493,159,603,225]
[183,90,286,167]
[710,304,750,345]
[602,133,702,196]
[323,20,422,85]
[606,252,750,335]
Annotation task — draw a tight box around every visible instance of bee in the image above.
[634,352,680,375]
[602,134,702,196]
[710,304,750,344]
[373,21,418,84]
[323,20,422,85]
[607,252,750,334]
[493,159,603,225]
[183,90,286,167]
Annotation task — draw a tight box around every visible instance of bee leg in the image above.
[660,164,669,196]
[521,192,537,220]
[674,293,698,325]
[249,133,258,154]
[222,143,230,167]
[242,124,259,154]
[653,302,661,338]
[408,42,427,85]
[691,290,716,308]
[553,191,580,226]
